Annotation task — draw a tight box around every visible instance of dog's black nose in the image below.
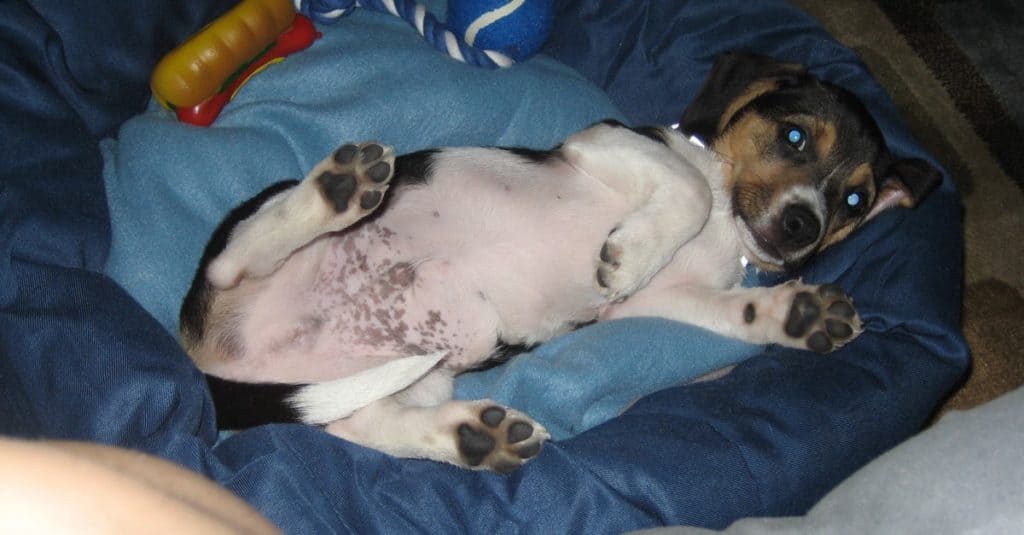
[780,204,821,249]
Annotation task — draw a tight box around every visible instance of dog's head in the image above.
[680,52,942,271]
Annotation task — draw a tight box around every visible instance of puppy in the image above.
[179,52,940,472]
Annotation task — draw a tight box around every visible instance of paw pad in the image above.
[784,284,862,353]
[456,404,549,473]
[317,142,394,215]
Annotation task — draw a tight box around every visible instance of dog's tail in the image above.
[206,352,446,429]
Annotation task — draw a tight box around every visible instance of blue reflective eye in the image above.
[847,191,862,207]
[785,127,806,150]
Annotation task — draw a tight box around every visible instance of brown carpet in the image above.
[789,0,1024,414]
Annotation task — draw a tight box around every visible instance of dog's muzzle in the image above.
[780,203,820,250]
[737,200,826,271]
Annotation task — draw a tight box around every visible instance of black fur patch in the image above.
[598,119,629,129]
[205,374,304,429]
[504,146,559,164]
[472,341,534,371]
[596,119,669,146]
[393,149,440,186]
[631,126,670,146]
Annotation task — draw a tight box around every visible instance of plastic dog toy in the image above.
[151,0,321,126]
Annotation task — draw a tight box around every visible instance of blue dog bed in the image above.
[0,0,967,532]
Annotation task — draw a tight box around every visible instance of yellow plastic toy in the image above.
[151,0,318,125]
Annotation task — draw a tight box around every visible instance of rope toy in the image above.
[294,0,554,68]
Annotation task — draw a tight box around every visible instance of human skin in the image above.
[0,437,279,534]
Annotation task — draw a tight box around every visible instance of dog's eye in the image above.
[845,189,868,215]
[783,126,807,151]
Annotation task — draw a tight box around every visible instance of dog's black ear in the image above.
[680,51,807,143]
[865,157,943,220]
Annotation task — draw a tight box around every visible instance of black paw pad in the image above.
[457,406,546,472]
[818,284,846,300]
[367,161,392,183]
[828,300,856,319]
[333,144,360,165]
[807,331,833,353]
[317,172,356,212]
[360,143,385,163]
[481,407,506,428]
[784,291,821,337]
[516,441,542,460]
[507,422,533,444]
[359,190,383,210]
[825,318,853,339]
[457,424,496,467]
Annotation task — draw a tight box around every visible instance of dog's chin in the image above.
[735,216,786,272]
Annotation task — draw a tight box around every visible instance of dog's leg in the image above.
[561,122,715,300]
[604,281,863,353]
[206,142,395,289]
[324,369,549,473]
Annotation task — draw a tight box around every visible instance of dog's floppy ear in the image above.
[679,51,807,143]
[865,157,943,220]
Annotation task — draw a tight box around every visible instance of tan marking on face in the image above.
[717,112,776,193]
[717,79,782,135]
[718,112,814,202]
[820,163,876,249]
[812,120,837,162]
[820,221,856,249]
[845,162,875,194]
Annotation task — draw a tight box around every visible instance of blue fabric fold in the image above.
[455,318,759,439]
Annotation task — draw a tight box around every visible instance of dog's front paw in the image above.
[455,404,549,474]
[205,142,396,290]
[777,282,862,353]
[596,222,667,301]
[316,142,394,216]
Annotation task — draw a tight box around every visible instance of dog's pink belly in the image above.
[235,163,629,382]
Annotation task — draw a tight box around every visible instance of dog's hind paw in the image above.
[455,403,549,473]
[778,282,863,353]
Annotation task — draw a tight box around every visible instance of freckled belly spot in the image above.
[304,223,496,368]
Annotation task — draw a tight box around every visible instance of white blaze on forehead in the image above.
[778,184,826,225]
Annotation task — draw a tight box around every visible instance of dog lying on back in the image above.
[179,52,940,472]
